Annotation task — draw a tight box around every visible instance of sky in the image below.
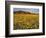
[13,8,39,13]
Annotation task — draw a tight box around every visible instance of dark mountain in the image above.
[14,11,39,15]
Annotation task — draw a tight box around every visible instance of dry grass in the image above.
[14,13,39,30]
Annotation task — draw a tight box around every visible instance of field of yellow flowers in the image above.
[14,13,39,30]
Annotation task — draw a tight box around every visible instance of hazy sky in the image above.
[13,8,39,13]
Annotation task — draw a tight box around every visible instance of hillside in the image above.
[14,11,39,15]
[13,11,39,29]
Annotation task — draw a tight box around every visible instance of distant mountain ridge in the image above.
[14,11,39,15]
